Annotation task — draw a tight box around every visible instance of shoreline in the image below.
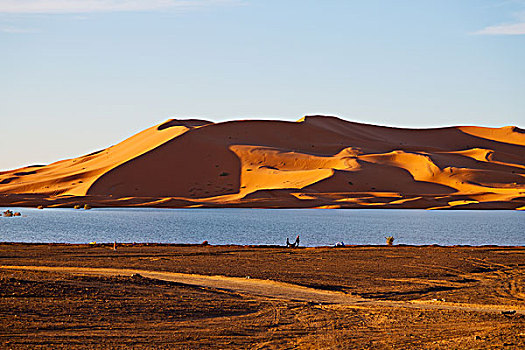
[2,203,524,214]
[1,242,525,248]
[1,193,524,210]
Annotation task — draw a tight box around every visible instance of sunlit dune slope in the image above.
[1,116,524,209]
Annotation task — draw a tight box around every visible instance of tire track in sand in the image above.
[1,265,523,315]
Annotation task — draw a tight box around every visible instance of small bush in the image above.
[74,205,81,209]
[84,204,92,210]
[385,236,395,246]
[37,205,44,209]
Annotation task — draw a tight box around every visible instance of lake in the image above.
[0,207,523,246]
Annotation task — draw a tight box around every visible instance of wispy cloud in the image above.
[1,25,37,33]
[474,8,525,35]
[474,21,525,35]
[0,0,242,14]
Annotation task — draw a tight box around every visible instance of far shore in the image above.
[1,197,524,210]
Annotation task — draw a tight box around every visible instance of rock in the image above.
[501,310,516,315]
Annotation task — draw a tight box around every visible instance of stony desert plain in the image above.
[0,244,524,349]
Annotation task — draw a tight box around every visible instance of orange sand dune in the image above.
[1,116,524,209]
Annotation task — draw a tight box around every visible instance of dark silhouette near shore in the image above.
[286,235,300,248]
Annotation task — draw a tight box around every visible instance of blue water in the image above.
[0,207,523,246]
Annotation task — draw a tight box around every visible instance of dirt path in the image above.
[2,265,523,315]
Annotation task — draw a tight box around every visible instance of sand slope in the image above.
[1,116,524,209]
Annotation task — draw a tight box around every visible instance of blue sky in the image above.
[1,0,524,170]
